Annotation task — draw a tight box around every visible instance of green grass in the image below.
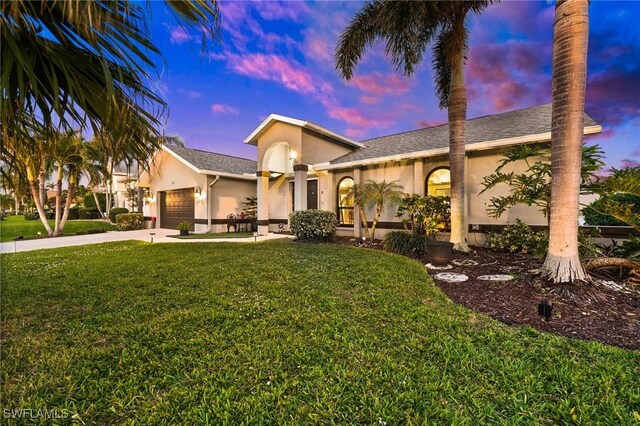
[169,231,255,239]
[0,215,116,242]
[1,240,638,424]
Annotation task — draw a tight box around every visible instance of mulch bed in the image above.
[334,237,640,350]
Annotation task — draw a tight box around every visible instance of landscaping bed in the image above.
[168,231,254,239]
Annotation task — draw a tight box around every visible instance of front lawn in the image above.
[1,241,638,424]
[0,215,116,242]
[169,231,254,239]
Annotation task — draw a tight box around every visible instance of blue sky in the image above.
[148,1,640,169]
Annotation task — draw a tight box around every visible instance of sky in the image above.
[148,0,640,170]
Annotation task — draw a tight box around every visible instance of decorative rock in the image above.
[425,263,453,270]
[435,272,469,283]
[477,274,514,282]
[527,269,541,275]
[451,259,479,266]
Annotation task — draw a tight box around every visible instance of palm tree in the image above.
[361,180,405,241]
[335,1,493,252]
[1,1,219,156]
[540,0,591,285]
[346,183,372,239]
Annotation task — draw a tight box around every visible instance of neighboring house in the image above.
[245,103,601,241]
[138,146,256,232]
[111,162,137,210]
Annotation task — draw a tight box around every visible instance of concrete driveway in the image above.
[0,229,292,254]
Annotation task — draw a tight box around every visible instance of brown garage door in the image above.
[160,189,194,230]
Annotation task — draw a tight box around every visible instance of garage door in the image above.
[160,189,195,230]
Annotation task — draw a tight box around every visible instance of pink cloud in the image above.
[620,159,640,168]
[177,89,202,99]
[344,128,366,139]
[211,104,239,114]
[359,96,379,105]
[169,27,191,44]
[328,106,390,128]
[417,120,445,128]
[305,30,333,63]
[349,72,413,96]
[253,1,309,22]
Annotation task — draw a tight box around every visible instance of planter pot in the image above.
[179,230,189,236]
[426,240,454,266]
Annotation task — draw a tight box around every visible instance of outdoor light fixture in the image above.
[148,195,156,204]
[289,149,297,160]
[150,232,155,243]
[538,299,553,321]
[194,186,204,201]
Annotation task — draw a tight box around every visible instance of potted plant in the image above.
[396,195,453,266]
[177,220,192,236]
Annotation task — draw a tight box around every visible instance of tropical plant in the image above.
[1,1,219,156]
[242,196,258,220]
[395,194,451,239]
[335,0,494,251]
[383,231,429,258]
[177,221,193,232]
[540,0,592,286]
[289,210,338,243]
[583,194,640,226]
[480,144,604,221]
[587,167,640,230]
[345,183,371,240]
[359,180,404,241]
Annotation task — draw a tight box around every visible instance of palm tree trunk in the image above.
[92,189,105,218]
[541,0,589,283]
[14,195,19,215]
[448,20,469,252]
[370,205,382,241]
[358,204,370,239]
[27,168,53,235]
[60,174,76,232]
[54,165,63,235]
[39,169,47,208]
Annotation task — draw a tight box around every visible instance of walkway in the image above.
[0,229,293,254]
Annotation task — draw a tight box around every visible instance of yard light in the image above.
[150,232,155,243]
[538,299,553,321]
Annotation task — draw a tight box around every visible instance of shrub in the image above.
[68,206,79,220]
[79,208,101,219]
[611,234,640,260]
[383,231,429,257]
[177,221,192,231]
[84,193,106,211]
[289,210,337,243]
[23,212,37,221]
[487,219,601,258]
[583,194,640,226]
[109,207,129,223]
[116,213,144,231]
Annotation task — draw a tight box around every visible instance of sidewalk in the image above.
[0,229,293,254]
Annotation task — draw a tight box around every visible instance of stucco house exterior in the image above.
[138,146,256,232]
[245,103,601,241]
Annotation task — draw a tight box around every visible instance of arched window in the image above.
[337,177,355,225]
[426,167,451,197]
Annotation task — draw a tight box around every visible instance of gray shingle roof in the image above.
[168,146,256,175]
[331,104,599,165]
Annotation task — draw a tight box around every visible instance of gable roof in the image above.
[325,104,601,168]
[244,113,364,148]
[164,145,256,178]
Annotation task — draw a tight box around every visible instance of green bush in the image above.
[23,212,37,221]
[583,194,640,226]
[68,206,79,220]
[84,193,106,211]
[79,208,101,219]
[383,231,429,257]
[109,207,129,223]
[611,234,640,259]
[487,219,601,258]
[116,213,144,231]
[289,210,337,243]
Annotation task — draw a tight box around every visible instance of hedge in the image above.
[109,207,129,223]
[116,213,145,231]
[289,210,337,243]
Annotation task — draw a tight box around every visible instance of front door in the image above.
[307,180,318,210]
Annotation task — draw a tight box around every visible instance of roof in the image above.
[244,113,364,148]
[164,145,256,177]
[329,103,600,166]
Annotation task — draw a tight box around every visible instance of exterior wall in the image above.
[301,129,353,165]
[359,160,415,224]
[257,122,302,171]
[208,176,256,233]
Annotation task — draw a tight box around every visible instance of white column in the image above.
[413,159,424,195]
[257,171,270,235]
[353,167,362,238]
[294,164,308,211]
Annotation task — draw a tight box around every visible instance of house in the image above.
[245,103,601,241]
[138,146,256,232]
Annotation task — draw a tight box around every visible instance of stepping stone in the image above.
[452,259,479,266]
[477,274,514,282]
[425,263,453,270]
[435,272,469,283]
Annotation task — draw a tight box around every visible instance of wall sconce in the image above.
[148,195,156,204]
[194,186,205,201]
[289,149,297,161]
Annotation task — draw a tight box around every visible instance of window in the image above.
[426,167,451,197]
[337,177,355,225]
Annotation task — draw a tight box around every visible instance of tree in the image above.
[360,180,404,241]
[1,1,220,156]
[540,0,591,285]
[480,144,604,221]
[346,183,372,240]
[335,1,493,252]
